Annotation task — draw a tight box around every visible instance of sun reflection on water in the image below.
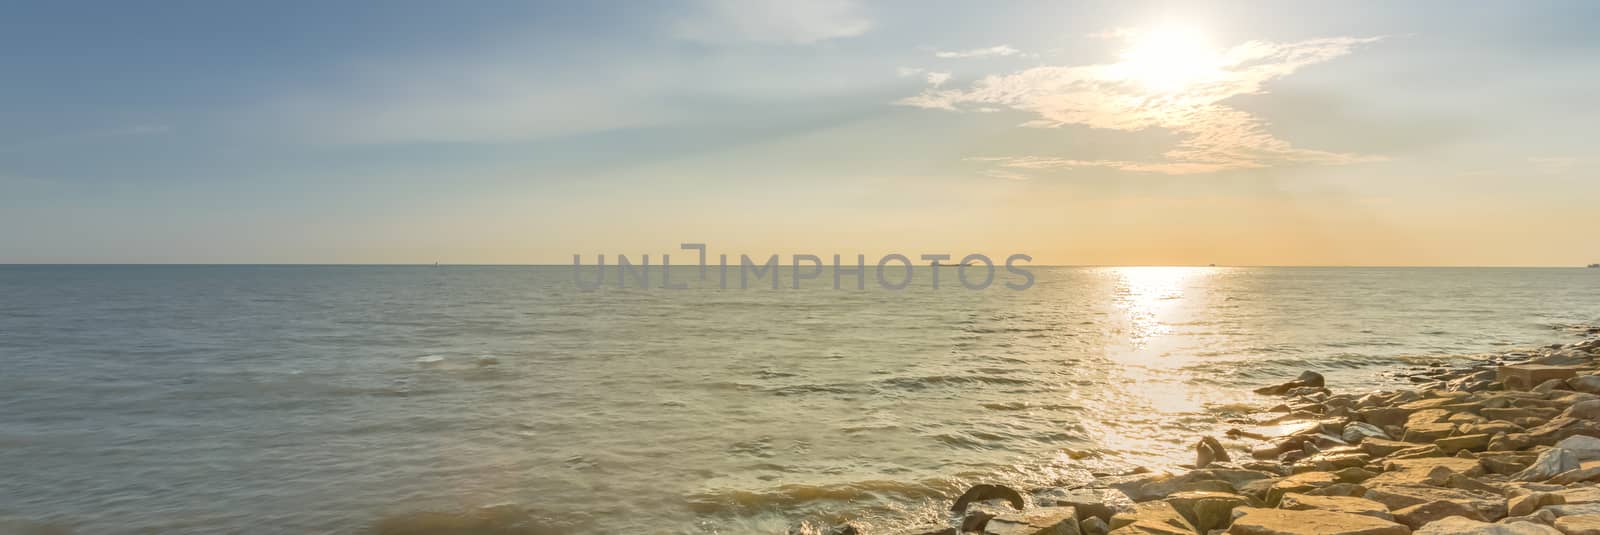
[1103,266,1225,429]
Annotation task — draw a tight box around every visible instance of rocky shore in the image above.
[821,331,1600,535]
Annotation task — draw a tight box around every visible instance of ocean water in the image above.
[1,266,1598,534]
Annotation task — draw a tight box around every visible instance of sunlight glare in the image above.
[1116,26,1222,93]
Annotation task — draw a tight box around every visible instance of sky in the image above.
[1,0,1597,266]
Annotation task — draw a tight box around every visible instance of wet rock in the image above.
[1413,516,1561,534]
[984,506,1080,535]
[963,507,999,532]
[1554,514,1600,535]
[890,525,957,535]
[1196,436,1230,468]
[1254,371,1326,396]
[1164,491,1246,533]
[1509,492,1566,517]
[1278,493,1393,520]
[1036,488,1133,522]
[1225,507,1410,535]
[1513,448,1579,482]
[953,484,1028,513]
[1129,469,1276,502]
[1394,499,1488,529]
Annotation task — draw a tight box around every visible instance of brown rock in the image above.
[1438,434,1495,454]
[1498,364,1583,391]
[1164,491,1246,533]
[1508,492,1565,517]
[1278,493,1393,520]
[1225,507,1410,535]
[1554,514,1600,535]
[1107,501,1195,535]
[1363,484,1507,519]
[1404,423,1458,443]
[1395,499,1487,529]
[1563,400,1600,420]
[1362,438,1426,458]
[1197,436,1231,468]
[1413,516,1561,534]
[984,506,1080,535]
[1266,472,1340,506]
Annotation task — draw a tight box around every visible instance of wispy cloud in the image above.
[901,33,1385,176]
[673,0,871,45]
[934,45,1020,59]
[925,72,952,87]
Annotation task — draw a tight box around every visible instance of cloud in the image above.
[899,34,1385,175]
[673,0,871,45]
[934,45,1021,59]
[925,72,952,87]
[896,66,925,77]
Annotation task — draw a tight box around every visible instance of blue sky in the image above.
[2,1,1597,265]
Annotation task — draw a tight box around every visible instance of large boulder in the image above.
[1225,507,1409,535]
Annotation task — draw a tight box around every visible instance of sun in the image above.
[1115,26,1223,93]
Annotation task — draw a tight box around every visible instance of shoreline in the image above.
[818,326,1600,535]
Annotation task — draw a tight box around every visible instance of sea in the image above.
[1,266,1598,534]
